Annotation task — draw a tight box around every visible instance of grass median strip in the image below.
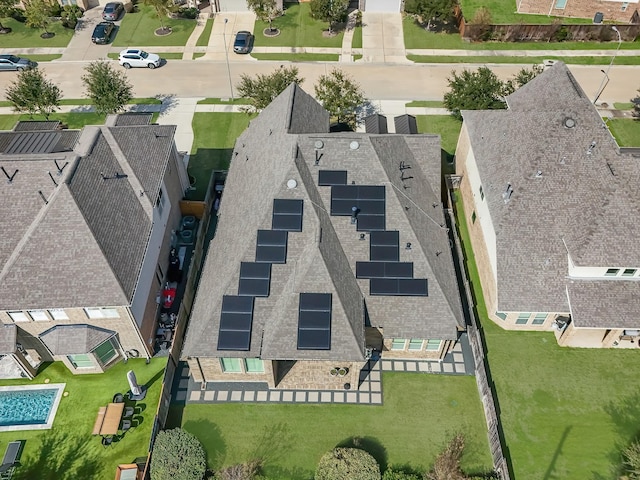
[197,98,250,105]
[251,53,339,61]
[407,54,640,65]
[196,18,214,47]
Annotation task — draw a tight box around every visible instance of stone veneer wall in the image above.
[274,360,364,390]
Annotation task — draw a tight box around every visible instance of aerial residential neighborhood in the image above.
[0,0,639,479]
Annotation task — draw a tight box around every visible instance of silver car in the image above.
[0,55,37,72]
[118,49,161,69]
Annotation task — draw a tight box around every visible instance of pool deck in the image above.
[0,383,66,432]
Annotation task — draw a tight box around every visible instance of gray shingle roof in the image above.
[13,121,61,132]
[567,279,640,329]
[0,324,17,354]
[182,84,464,362]
[39,324,116,355]
[462,62,640,318]
[114,113,153,126]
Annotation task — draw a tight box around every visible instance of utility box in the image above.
[593,12,604,24]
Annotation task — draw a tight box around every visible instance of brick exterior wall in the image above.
[189,357,278,388]
[517,0,639,23]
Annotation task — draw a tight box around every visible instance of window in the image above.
[220,358,242,372]
[84,307,119,319]
[623,269,637,277]
[8,311,28,322]
[516,313,531,325]
[532,313,547,325]
[425,339,441,351]
[28,310,49,321]
[408,339,423,351]
[156,263,164,285]
[48,309,69,320]
[471,211,477,224]
[244,358,264,373]
[391,339,406,350]
[156,187,165,214]
[68,354,93,369]
[622,2,629,11]
[495,311,507,321]
[94,339,119,366]
[605,268,620,277]
[479,185,484,200]
[555,0,567,9]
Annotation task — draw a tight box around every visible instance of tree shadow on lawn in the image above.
[182,419,226,471]
[604,391,640,477]
[336,436,387,472]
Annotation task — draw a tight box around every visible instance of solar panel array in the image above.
[218,295,255,350]
[238,262,272,297]
[318,170,347,186]
[256,230,288,264]
[330,185,386,232]
[272,199,303,232]
[297,293,332,350]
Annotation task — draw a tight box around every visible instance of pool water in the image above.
[0,387,60,428]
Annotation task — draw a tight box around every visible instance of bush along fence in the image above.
[461,22,640,42]
[445,178,511,480]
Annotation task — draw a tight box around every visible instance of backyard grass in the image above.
[607,119,640,146]
[169,373,492,478]
[187,112,253,200]
[0,112,106,130]
[112,5,197,47]
[251,53,339,61]
[0,358,167,480]
[408,54,640,65]
[458,0,593,24]
[415,115,461,169]
[252,2,344,48]
[0,18,74,47]
[403,17,639,50]
[453,195,640,480]
[196,18,213,47]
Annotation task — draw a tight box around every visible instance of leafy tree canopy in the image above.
[247,0,281,30]
[632,88,640,119]
[24,0,51,33]
[314,68,366,129]
[315,447,381,480]
[504,64,543,95]
[406,0,456,26]
[81,60,133,115]
[150,428,207,480]
[236,65,303,112]
[443,66,507,120]
[5,67,61,119]
[0,0,17,32]
[309,0,349,33]
[144,0,173,30]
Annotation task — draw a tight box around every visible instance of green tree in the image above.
[632,88,640,119]
[5,67,61,119]
[61,4,83,29]
[144,0,173,32]
[150,428,206,480]
[81,60,133,115]
[247,0,281,32]
[309,0,349,34]
[414,0,457,30]
[443,66,507,120]
[0,0,17,33]
[315,448,381,480]
[314,68,366,129]
[24,0,52,36]
[503,64,543,95]
[236,65,303,112]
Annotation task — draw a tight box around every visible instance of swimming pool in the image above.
[0,384,65,432]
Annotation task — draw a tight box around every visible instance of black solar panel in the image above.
[318,170,347,186]
[357,215,386,232]
[370,245,399,262]
[272,199,303,232]
[297,293,332,350]
[370,231,399,246]
[369,278,428,296]
[238,262,271,297]
[356,262,413,279]
[330,185,385,216]
[218,295,254,350]
[256,230,287,263]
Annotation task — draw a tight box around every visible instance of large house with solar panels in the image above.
[182,84,466,390]
[0,114,189,379]
[455,61,640,349]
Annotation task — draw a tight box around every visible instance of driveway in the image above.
[197,12,257,62]
[60,6,117,62]
[361,12,408,64]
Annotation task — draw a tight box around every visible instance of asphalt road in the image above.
[0,59,637,103]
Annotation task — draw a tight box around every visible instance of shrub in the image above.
[61,4,83,28]
[177,6,198,18]
[381,467,421,480]
[425,434,465,480]
[213,459,262,480]
[150,428,207,480]
[315,447,381,480]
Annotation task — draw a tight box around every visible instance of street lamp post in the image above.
[593,26,622,104]
[223,18,234,101]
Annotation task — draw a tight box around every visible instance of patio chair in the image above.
[113,393,124,403]
[123,406,134,418]
[0,441,21,479]
[121,420,132,432]
[101,436,113,448]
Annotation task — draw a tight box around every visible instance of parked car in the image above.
[118,49,161,69]
[102,2,124,21]
[92,22,115,44]
[0,55,37,71]
[233,31,254,54]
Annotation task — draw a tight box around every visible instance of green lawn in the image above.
[607,119,640,147]
[0,112,106,130]
[453,195,640,480]
[614,102,635,110]
[416,115,461,170]
[112,6,197,46]
[458,0,593,24]
[0,18,74,47]
[196,18,213,47]
[252,3,344,48]
[28,54,62,62]
[408,54,640,65]
[251,53,339,61]
[187,112,253,200]
[407,100,445,108]
[403,17,639,50]
[169,373,492,478]
[0,358,167,480]
[352,25,363,49]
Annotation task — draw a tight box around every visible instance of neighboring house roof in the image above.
[0,324,17,354]
[461,62,640,325]
[13,121,61,132]
[114,113,153,126]
[39,324,116,355]
[0,123,176,310]
[183,84,464,362]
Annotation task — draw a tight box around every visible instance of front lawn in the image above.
[608,119,640,146]
[253,2,344,48]
[169,373,492,478]
[453,196,640,480]
[187,112,253,200]
[112,5,197,47]
[251,53,339,61]
[0,17,74,47]
[408,54,640,65]
[0,358,167,480]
